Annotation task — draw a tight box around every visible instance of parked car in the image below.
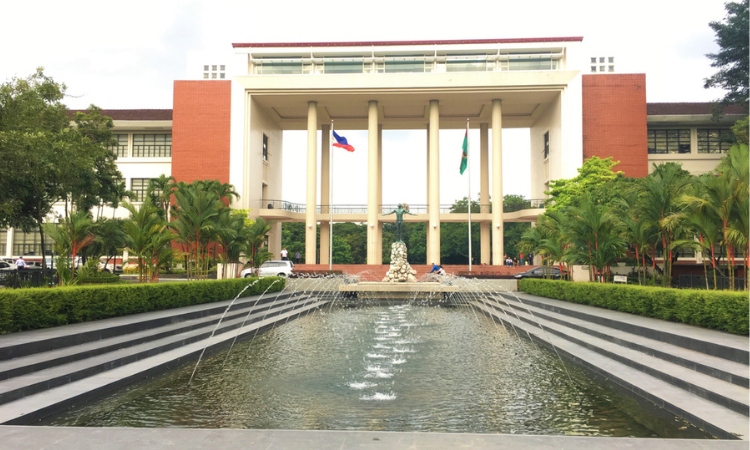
[514,266,565,280]
[0,261,15,271]
[240,260,295,278]
[98,262,123,274]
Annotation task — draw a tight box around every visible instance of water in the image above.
[46,304,709,438]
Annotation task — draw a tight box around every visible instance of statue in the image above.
[384,204,416,242]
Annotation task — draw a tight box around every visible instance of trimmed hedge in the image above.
[0,277,285,334]
[519,279,749,335]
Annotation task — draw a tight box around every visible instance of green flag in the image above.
[459,129,468,174]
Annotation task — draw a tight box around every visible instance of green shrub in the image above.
[519,279,749,335]
[78,274,121,284]
[0,277,285,334]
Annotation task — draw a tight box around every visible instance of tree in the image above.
[545,157,624,211]
[0,69,124,275]
[704,0,749,111]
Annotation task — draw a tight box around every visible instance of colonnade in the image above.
[303,99,505,265]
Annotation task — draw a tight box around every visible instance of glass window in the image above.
[259,61,304,74]
[203,65,208,71]
[647,130,691,154]
[12,229,52,256]
[131,178,151,202]
[590,57,596,63]
[220,65,225,71]
[133,134,171,157]
[263,134,268,161]
[324,61,363,74]
[446,59,488,72]
[543,132,550,159]
[697,129,734,153]
[591,66,597,72]
[385,58,425,73]
[508,58,557,71]
[109,134,129,158]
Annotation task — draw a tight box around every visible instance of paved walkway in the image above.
[1,426,747,450]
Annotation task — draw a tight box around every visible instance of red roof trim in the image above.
[232,37,584,49]
[68,109,173,121]
[647,103,746,116]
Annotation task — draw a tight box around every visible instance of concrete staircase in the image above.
[467,292,749,440]
[0,291,328,425]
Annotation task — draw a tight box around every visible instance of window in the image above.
[385,57,425,73]
[130,178,152,202]
[508,58,557,71]
[591,66,597,72]
[203,65,209,71]
[12,230,52,256]
[543,132,550,159]
[590,57,596,63]
[133,134,171,157]
[262,134,268,160]
[446,59,488,72]
[697,129,734,153]
[258,61,304,74]
[220,65,225,71]
[0,229,6,255]
[324,61,364,74]
[109,134,129,158]
[647,130,691,154]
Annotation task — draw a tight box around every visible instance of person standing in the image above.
[280,247,289,261]
[520,252,525,265]
[15,256,26,269]
[295,251,301,264]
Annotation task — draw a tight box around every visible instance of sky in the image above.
[0,0,731,207]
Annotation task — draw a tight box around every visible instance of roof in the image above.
[68,109,173,121]
[647,103,746,116]
[232,37,584,49]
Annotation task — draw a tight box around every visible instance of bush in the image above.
[0,277,285,334]
[519,279,749,335]
[77,273,121,284]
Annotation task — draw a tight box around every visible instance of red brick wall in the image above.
[582,74,648,178]
[172,81,232,184]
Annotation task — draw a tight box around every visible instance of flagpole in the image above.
[467,119,472,272]
[329,121,334,271]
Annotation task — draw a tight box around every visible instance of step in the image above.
[470,300,749,440]
[0,293,309,381]
[0,291,298,360]
[486,294,749,389]
[0,298,329,425]
[0,296,323,407]
[474,297,749,416]
[500,292,750,364]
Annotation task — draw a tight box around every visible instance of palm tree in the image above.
[122,198,163,282]
[636,163,693,286]
[42,211,96,285]
[244,217,274,272]
[147,175,176,221]
[170,184,223,280]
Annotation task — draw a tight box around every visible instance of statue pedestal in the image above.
[383,242,417,282]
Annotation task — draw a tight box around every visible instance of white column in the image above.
[425,124,431,264]
[428,100,440,265]
[480,123,490,265]
[367,100,379,264]
[305,101,318,264]
[491,99,504,265]
[376,124,383,264]
[320,123,330,265]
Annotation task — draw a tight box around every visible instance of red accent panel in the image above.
[582,74,648,178]
[172,81,232,185]
[233,37,584,48]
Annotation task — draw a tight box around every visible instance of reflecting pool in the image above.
[46,304,710,438]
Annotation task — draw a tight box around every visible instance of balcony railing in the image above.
[258,199,546,215]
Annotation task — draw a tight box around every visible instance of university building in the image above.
[1,38,743,265]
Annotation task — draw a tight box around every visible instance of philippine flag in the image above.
[332,130,355,152]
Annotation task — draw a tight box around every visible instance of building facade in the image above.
[1,38,743,266]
